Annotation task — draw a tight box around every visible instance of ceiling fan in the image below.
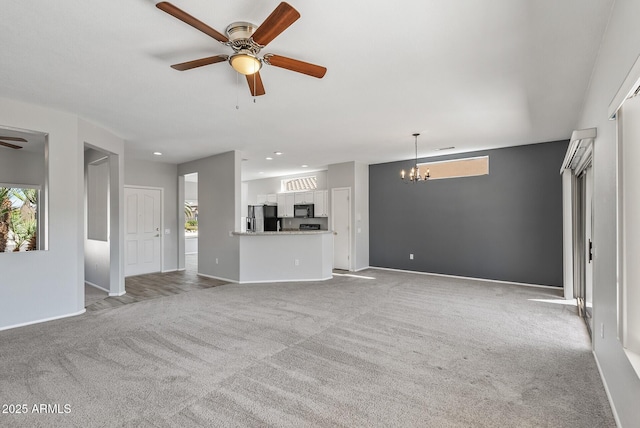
[0,136,27,150]
[156,1,327,96]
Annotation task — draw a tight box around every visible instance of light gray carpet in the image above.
[0,269,614,427]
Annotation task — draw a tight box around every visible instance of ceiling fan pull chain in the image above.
[236,71,240,110]
[253,72,257,103]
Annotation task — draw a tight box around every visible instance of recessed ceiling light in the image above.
[153,152,162,156]
[266,157,273,160]
[274,151,283,155]
[436,146,456,151]
[259,171,264,174]
[301,164,308,168]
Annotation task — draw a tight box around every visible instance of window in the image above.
[618,92,640,373]
[0,185,40,252]
[417,156,489,180]
[281,176,317,192]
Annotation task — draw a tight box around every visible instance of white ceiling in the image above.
[0,0,613,180]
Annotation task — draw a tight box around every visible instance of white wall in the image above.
[327,161,370,271]
[0,149,45,187]
[79,118,125,296]
[84,148,110,291]
[0,97,84,329]
[185,181,197,203]
[354,162,369,271]
[575,0,640,425]
[245,170,328,205]
[178,151,241,282]
[125,158,179,272]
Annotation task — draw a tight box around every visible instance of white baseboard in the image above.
[109,291,126,297]
[161,268,178,273]
[197,272,238,283]
[593,351,622,428]
[85,281,109,293]
[354,266,371,272]
[369,266,560,290]
[0,309,86,332]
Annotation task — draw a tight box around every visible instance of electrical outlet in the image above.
[409,254,414,260]
[294,259,299,266]
[601,323,604,338]
[215,258,219,264]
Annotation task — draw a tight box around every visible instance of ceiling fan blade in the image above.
[246,72,266,96]
[264,54,326,78]
[0,141,22,149]
[171,55,229,71]
[251,2,300,46]
[156,2,229,43]
[0,136,27,142]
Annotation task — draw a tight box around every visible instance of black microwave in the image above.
[294,204,314,218]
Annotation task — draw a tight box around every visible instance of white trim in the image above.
[85,281,109,293]
[109,290,126,297]
[0,309,86,332]
[593,351,622,428]
[354,266,371,272]
[560,128,597,173]
[623,348,640,380]
[370,266,560,290]
[608,54,640,120]
[161,268,178,273]
[197,272,238,283]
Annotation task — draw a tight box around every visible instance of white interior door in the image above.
[332,187,351,270]
[125,187,162,276]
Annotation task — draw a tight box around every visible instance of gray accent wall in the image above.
[369,141,568,286]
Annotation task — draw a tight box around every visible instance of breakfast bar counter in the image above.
[233,231,333,283]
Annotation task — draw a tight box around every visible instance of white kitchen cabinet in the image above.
[313,190,328,217]
[257,194,277,205]
[277,193,295,217]
[294,191,314,204]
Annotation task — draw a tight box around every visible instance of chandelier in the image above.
[401,133,430,182]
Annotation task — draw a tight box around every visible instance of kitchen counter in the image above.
[232,230,331,236]
[235,230,333,283]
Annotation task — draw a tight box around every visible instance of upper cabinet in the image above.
[294,191,314,204]
[276,193,295,217]
[313,190,328,217]
[257,194,277,205]
[277,190,328,217]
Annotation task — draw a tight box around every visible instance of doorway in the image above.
[84,144,123,303]
[332,187,351,270]
[576,164,594,336]
[184,173,198,272]
[124,186,163,276]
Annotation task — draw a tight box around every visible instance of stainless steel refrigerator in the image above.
[247,205,264,232]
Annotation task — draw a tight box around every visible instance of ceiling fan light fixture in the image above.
[230,52,262,75]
